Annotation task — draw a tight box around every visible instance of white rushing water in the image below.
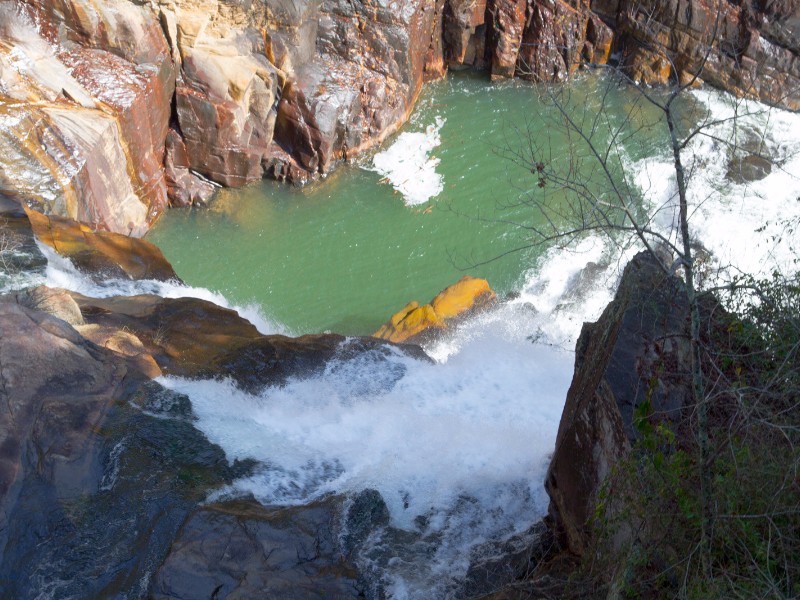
[38,243,285,335]
[23,83,800,598]
[631,89,800,285]
[369,116,446,206]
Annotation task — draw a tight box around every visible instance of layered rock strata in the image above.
[0,0,175,235]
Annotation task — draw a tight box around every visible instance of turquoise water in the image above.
[148,72,664,335]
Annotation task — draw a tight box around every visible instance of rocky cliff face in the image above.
[545,252,694,557]
[0,213,426,595]
[1,0,797,234]
[0,0,175,235]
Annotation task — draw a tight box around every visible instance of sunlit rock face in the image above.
[0,0,175,235]
[613,0,800,110]
[1,0,797,235]
[160,0,444,186]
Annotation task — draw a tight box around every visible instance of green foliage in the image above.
[586,271,800,599]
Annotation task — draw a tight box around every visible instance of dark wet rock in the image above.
[27,208,179,282]
[545,251,693,557]
[727,153,773,183]
[152,497,362,599]
[463,520,555,597]
[0,301,244,598]
[0,195,48,278]
[72,293,431,391]
[343,489,391,556]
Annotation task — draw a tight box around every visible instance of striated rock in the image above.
[0,0,175,234]
[27,208,179,282]
[516,0,590,82]
[617,0,800,109]
[174,29,280,187]
[152,497,362,599]
[487,0,528,79]
[443,0,488,68]
[545,252,692,557]
[2,0,797,230]
[374,275,496,344]
[164,128,217,207]
[166,0,447,185]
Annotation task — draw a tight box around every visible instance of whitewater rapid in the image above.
[13,80,800,598]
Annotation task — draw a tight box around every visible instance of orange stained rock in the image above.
[26,208,178,281]
[374,276,496,343]
[431,276,495,320]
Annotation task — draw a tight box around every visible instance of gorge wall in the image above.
[1,0,799,235]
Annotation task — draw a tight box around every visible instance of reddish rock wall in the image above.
[0,0,797,235]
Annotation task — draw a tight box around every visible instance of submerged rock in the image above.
[374,275,496,344]
[727,153,773,183]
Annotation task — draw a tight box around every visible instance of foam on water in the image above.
[159,298,573,597]
[629,89,800,284]
[369,116,445,206]
[38,243,284,335]
[20,78,800,598]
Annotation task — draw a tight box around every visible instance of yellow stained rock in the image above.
[374,276,496,344]
[430,276,495,320]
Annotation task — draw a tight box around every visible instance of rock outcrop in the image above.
[0,0,175,235]
[374,275,496,344]
[0,276,428,596]
[545,251,693,557]
[72,291,429,392]
[0,301,233,598]
[163,0,445,187]
[613,0,800,109]
[1,0,798,234]
[26,208,179,281]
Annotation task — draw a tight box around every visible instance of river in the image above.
[38,70,800,597]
